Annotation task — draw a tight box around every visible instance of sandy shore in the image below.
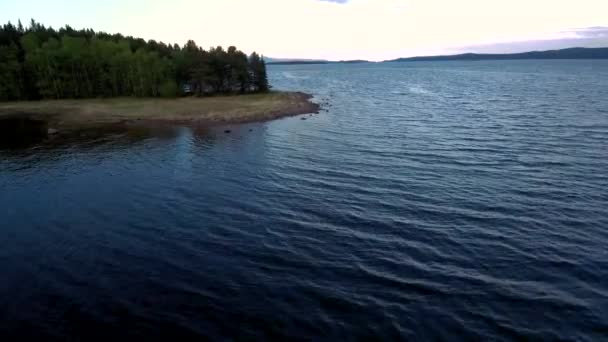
[0,92,320,133]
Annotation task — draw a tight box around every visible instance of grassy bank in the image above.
[0,92,319,132]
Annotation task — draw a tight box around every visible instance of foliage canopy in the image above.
[0,20,270,101]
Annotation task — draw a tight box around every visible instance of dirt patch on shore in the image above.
[134,92,320,126]
[0,91,320,133]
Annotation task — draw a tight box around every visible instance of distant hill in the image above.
[263,57,328,64]
[386,47,608,62]
[265,57,369,65]
[338,60,370,64]
[267,60,331,65]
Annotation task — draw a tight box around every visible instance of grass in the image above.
[0,91,318,131]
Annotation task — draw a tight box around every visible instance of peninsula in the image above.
[0,20,318,135]
[0,92,318,132]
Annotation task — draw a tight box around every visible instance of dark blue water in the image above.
[1,60,607,340]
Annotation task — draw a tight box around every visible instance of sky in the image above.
[2,0,608,61]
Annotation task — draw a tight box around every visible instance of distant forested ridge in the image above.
[0,20,269,101]
[387,47,608,62]
[265,58,369,65]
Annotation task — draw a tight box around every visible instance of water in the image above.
[1,60,608,340]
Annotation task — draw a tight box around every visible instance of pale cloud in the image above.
[2,0,608,60]
[318,0,350,3]
[569,27,608,39]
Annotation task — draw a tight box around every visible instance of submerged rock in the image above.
[224,129,231,133]
[48,128,59,135]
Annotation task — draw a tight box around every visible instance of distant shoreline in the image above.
[0,92,320,136]
[265,47,608,65]
[387,47,608,63]
[267,60,369,65]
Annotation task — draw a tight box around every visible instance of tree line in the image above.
[0,20,269,101]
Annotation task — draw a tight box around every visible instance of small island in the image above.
[0,20,318,136]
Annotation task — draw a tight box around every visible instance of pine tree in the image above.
[249,52,269,92]
[257,55,269,92]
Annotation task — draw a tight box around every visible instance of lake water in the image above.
[1,60,607,340]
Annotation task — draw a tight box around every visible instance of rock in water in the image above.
[47,128,59,135]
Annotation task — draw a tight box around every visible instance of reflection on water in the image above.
[0,122,216,154]
[0,116,49,148]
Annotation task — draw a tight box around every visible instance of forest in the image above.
[0,20,269,101]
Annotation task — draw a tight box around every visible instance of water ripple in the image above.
[1,60,607,340]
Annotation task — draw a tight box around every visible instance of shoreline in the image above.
[0,91,320,136]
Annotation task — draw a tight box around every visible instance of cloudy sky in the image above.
[2,0,608,60]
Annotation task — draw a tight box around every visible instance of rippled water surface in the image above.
[1,61,608,340]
